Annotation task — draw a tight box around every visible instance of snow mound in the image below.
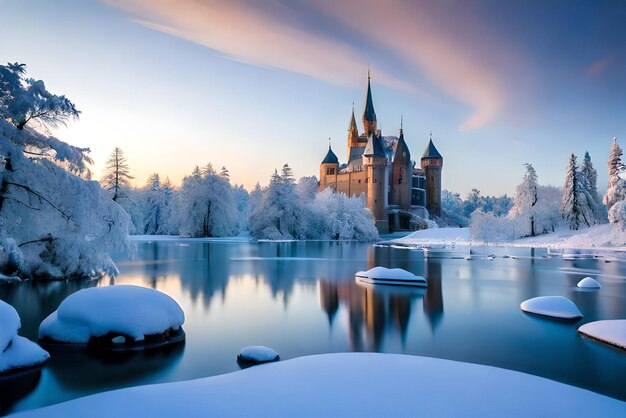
[238,346,280,364]
[0,300,49,373]
[577,277,601,289]
[520,296,583,319]
[0,300,20,352]
[0,336,50,373]
[11,353,624,418]
[39,285,185,347]
[578,320,626,350]
[355,267,427,287]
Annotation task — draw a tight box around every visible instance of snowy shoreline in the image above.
[10,353,624,417]
[385,225,626,252]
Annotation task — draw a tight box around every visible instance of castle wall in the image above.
[334,170,367,197]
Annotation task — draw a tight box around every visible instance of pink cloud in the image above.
[104,0,530,131]
[587,56,614,76]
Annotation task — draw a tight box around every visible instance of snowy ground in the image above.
[389,224,626,250]
[129,234,253,243]
[11,353,624,417]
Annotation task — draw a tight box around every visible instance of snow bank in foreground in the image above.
[0,300,49,373]
[238,346,280,364]
[579,320,626,350]
[521,296,583,319]
[39,285,184,345]
[12,353,624,417]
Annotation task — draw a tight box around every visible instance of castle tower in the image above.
[391,120,412,210]
[319,143,339,192]
[347,106,360,160]
[421,134,443,217]
[362,71,377,135]
[363,131,388,233]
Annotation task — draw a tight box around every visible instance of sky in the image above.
[1,0,625,196]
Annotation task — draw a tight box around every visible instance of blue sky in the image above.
[1,0,625,196]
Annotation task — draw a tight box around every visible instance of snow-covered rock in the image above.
[0,300,20,352]
[0,336,50,373]
[355,267,427,287]
[578,320,626,350]
[10,353,624,418]
[39,285,185,348]
[520,296,583,319]
[577,277,601,289]
[237,346,280,365]
[0,300,49,373]
[576,277,602,289]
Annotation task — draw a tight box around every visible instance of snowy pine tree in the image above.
[604,137,626,216]
[560,154,590,230]
[509,163,539,236]
[143,173,164,235]
[101,147,133,201]
[580,151,607,224]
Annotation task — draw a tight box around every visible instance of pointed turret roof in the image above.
[395,120,411,161]
[322,144,339,164]
[364,132,385,157]
[363,70,377,122]
[422,137,442,159]
[349,106,358,132]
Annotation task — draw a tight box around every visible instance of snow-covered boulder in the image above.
[578,320,626,350]
[0,300,49,374]
[39,285,185,349]
[10,353,624,417]
[577,277,601,289]
[520,296,583,320]
[355,267,427,287]
[237,346,280,366]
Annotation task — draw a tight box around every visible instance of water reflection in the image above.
[1,240,626,414]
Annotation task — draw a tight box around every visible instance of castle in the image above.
[319,73,443,233]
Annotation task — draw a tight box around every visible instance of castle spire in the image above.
[362,70,377,135]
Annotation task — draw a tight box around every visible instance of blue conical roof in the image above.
[322,145,339,164]
[422,139,442,159]
[363,74,376,122]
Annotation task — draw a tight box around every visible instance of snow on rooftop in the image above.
[579,320,626,350]
[39,285,185,345]
[520,296,583,320]
[11,353,624,417]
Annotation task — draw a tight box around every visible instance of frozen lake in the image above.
[2,239,626,414]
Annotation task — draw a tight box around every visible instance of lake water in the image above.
[2,239,626,414]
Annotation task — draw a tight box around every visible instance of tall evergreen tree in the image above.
[604,137,626,212]
[561,154,589,230]
[101,147,133,201]
[509,163,539,236]
[580,151,607,223]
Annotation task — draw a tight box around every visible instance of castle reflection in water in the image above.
[318,246,443,351]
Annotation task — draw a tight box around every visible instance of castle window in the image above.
[398,174,402,185]
[326,167,335,175]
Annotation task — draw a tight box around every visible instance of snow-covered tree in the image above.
[470,210,514,243]
[178,164,237,237]
[142,173,165,235]
[101,147,133,201]
[0,63,80,130]
[509,163,540,236]
[463,188,481,218]
[232,184,249,233]
[440,189,469,226]
[296,176,319,202]
[0,121,129,279]
[604,137,626,215]
[579,151,607,224]
[561,154,590,230]
[608,200,626,230]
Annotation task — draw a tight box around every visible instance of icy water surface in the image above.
[2,240,626,413]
